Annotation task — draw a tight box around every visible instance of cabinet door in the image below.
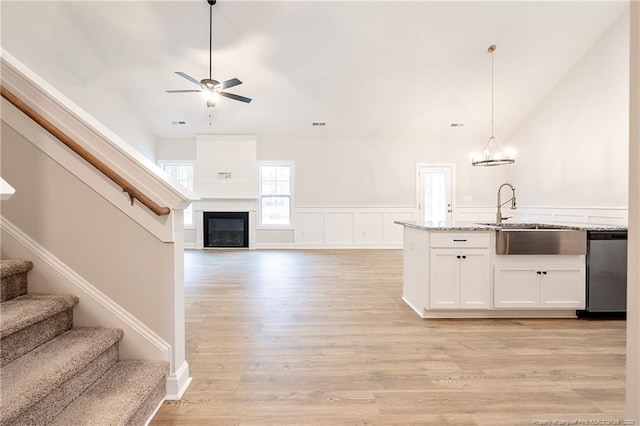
[429,249,460,308]
[494,266,540,308]
[540,266,585,308]
[460,250,491,309]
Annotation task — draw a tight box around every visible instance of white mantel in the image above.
[194,198,257,249]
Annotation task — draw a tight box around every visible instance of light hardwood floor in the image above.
[152,249,626,425]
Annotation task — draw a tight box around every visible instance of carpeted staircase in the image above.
[0,259,168,425]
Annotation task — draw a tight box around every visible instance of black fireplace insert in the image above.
[203,212,249,248]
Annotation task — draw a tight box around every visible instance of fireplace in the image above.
[203,212,249,248]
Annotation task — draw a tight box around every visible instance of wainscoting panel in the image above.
[324,213,355,244]
[383,212,414,244]
[529,212,556,223]
[555,214,589,224]
[354,213,384,244]
[455,206,628,226]
[295,212,325,244]
[291,207,416,248]
[257,205,627,249]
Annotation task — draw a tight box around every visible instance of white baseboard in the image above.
[144,397,166,426]
[165,360,192,400]
[0,215,171,363]
[421,309,579,319]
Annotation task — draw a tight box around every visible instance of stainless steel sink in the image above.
[475,223,587,255]
[496,228,586,255]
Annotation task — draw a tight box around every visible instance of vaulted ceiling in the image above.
[1,1,629,142]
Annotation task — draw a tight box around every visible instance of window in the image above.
[259,163,292,226]
[159,162,194,227]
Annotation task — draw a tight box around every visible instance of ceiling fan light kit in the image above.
[165,0,251,108]
[471,44,515,167]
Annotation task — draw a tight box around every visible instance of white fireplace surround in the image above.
[195,198,257,249]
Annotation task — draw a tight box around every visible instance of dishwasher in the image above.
[577,230,627,318]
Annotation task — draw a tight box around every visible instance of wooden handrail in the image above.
[1,86,171,216]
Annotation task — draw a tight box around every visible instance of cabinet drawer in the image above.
[430,232,490,248]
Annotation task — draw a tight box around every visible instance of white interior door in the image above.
[418,165,453,224]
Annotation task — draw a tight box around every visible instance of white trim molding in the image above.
[454,205,628,226]
[292,206,416,249]
[165,360,192,400]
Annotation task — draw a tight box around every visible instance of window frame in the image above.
[158,160,195,229]
[258,161,294,229]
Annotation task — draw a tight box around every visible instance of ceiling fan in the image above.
[166,0,251,108]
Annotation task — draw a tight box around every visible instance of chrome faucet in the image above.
[496,183,517,223]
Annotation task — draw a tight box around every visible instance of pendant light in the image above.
[471,44,515,166]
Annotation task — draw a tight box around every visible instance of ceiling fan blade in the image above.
[175,72,201,86]
[217,78,242,90]
[166,89,203,93]
[219,91,252,103]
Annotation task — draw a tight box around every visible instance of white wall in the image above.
[156,11,630,247]
[1,2,158,160]
[157,137,196,162]
[627,1,640,420]
[506,12,629,209]
[257,134,507,208]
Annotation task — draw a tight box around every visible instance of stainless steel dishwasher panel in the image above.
[586,232,627,312]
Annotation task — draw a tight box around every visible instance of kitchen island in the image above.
[395,220,624,319]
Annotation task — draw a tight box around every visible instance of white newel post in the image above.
[166,208,191,399]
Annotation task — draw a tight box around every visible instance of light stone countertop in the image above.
[394,220,627,232]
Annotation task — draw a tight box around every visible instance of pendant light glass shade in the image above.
[472,45,515,167]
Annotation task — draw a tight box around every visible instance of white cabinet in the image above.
[430,249,491,309]
[428,232,491,310]
[494,258,585,309]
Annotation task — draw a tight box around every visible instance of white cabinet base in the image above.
[494,255,585,310]
[420,308,579,319]
[399,225,586,319]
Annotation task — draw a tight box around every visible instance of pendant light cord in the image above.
[209,3,213,80]
[490,47,494,138]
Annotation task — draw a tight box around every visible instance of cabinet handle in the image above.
[542,271,547,275]
[456,255,461,259]
[462,255,467,259]
[453,239,467,242]
[536,271,542,275]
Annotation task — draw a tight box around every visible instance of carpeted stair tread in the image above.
[0,327,124,423]
[1,294,79,338]
[51,360,169,426]
[0,260,34,278]
[1,260,33,302]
